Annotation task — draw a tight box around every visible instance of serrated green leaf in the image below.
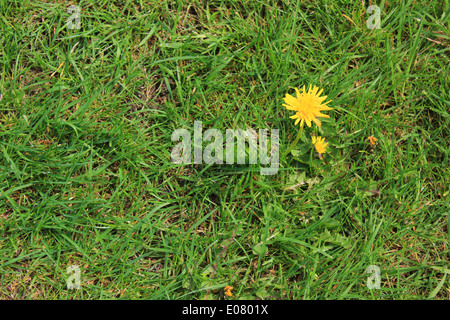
[253,243,267,255]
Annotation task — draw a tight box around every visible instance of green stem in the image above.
[283,125,304,158]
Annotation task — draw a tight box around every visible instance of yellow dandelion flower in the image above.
[312,136,328,154]
[224,286,233,297]
[368,136,378,146]
[284,85,333,128]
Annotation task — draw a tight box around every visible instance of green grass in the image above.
[0,0,449,300]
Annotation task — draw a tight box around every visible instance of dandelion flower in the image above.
[284,85,333,128]
[312,136,328,154]
[224,286,234,297]
[368,136,378,146]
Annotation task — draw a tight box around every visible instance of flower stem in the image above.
[283,125,304,158]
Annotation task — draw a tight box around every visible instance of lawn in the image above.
[0,0,449,300]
